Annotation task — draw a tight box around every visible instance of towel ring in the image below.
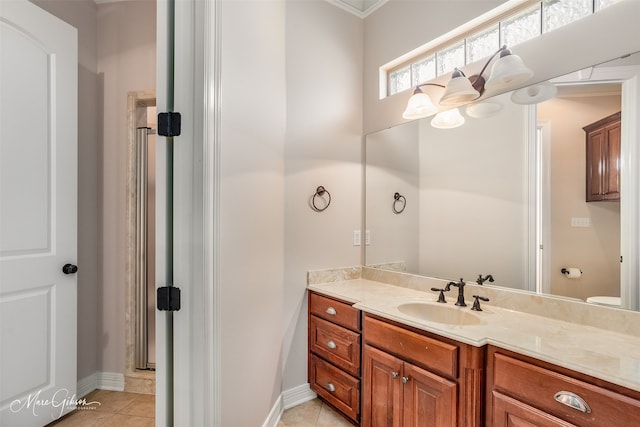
[312,186,331,212]
[393,192,406,214]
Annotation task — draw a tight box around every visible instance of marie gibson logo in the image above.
[10,388,101,420]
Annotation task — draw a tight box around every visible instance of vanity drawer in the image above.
[309,292,360,332]
[310,315,361,376]
[491,352,640,425]
[363,315,458,379]
[310,354,360,422]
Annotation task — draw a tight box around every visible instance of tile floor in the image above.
[47,391,351,426]
[277,398,354,426]
[47,390,154,427]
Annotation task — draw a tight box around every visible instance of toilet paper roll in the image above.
[563,267,582,279]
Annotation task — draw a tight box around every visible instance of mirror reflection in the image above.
[365,52,639,310]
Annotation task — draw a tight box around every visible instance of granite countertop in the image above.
[308,277,640,393]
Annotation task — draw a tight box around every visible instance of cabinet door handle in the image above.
[325,382,336,393]
[402,376,410,384]
[326,340,337,349]
[553,391,591,413]
[391,371,399,379]
[325,307,337,316]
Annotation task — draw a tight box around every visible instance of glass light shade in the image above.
[431,108,465,129]
[440,75,480,106]
[511,81,557,104]
[402,89,439,119]
[465,100,503,118]
[485,52,534,91]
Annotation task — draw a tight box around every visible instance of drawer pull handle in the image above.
[326,307,337,316]
[326,340,337,349]
[553,391,591,413]
[402,376,410,384]
[391,371,399,379]
[325,382,336,393]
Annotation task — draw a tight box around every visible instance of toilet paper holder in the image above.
[561,267,582,277]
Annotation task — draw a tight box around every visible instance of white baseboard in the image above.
[77,372,125,397]
[97,372,125,391]
[262,383,317,427]
[77,373,98,397]
[262,395,284,427]
[282,383,317,410]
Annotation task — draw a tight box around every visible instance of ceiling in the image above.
[326,0,388,18]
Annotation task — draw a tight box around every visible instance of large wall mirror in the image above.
[365,51,640,311]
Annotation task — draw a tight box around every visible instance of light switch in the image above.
[353,230,361,246]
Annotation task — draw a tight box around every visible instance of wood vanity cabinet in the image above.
[485,345,640,426]
[361,314,485,427]
[308,291,362,423]
[584,111,621,202]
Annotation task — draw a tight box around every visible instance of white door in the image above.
[0,1,78,426]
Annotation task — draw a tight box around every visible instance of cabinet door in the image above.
[362,345,403,427]
[586,128,606,201]
[603,122,620,199]
[584,112,621,202]
[403,362,457,427]
[492,391,576,427]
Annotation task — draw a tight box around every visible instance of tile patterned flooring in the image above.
[47,390,154,427]
[278,398,354,426]
[47,391,350,426]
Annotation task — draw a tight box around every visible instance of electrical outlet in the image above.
[353,230,361,246]
[571,217,590,227]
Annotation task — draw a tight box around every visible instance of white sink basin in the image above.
[397,302,481,325]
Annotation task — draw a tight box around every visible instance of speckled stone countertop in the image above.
[307,266,640,393]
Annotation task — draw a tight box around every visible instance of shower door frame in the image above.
[125,90,157,393]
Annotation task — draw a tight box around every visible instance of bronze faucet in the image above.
[444,278,467,306]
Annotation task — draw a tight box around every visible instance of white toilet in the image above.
[586,296,621,307]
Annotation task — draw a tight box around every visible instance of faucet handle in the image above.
[430,287,448,303]
[471,295,490,311]
[476,274,494,285]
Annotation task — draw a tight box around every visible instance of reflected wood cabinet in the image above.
[584,111,621,202]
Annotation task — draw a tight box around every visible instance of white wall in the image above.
[31,0,100,383]
[365,121,420,271]
[418,93,529,288]
[282,0,364,392]
[219,2,286,425]
[96,0,156,375]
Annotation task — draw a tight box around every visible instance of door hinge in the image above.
[157,286,181,311]
[157,112,182,137]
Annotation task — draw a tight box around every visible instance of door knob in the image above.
[62,264,78,275]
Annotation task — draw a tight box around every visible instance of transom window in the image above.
[385,0,622,98]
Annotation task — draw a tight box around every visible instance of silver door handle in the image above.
[553,391,591,413]
[326,307,337,316]
[325,382,336,392]
[326,340,337,349]
[402,376,410,384]
[391,371,399,379]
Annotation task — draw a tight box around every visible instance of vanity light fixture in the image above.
[443,45,533,103]
[511,81,558,104]
[439,68,481,106]
[402,83,445,120]
[484,46,534,91]
[403,45,533,119]
[465,99,504,118]
[431,108,465,129]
